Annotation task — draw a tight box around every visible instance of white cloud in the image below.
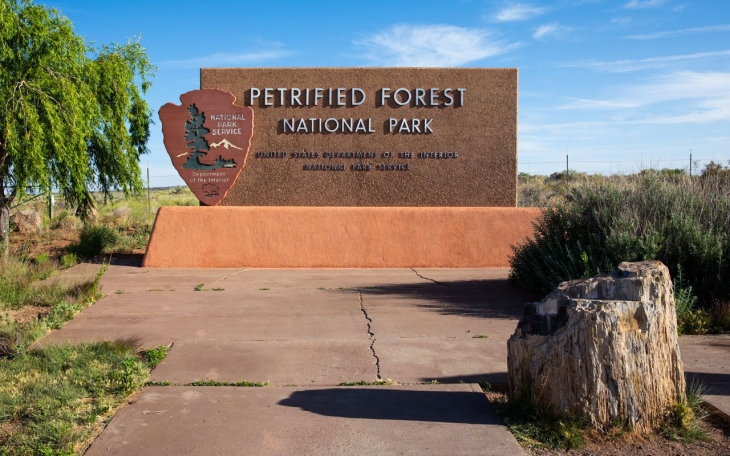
[493,4,547,22]
[533,23,572,40]
[627,24,730,39]
[558,71,730,124]
[161,49,290,68]
[356,25,518,67]
[611,16,632,26]
[560,99,639,110]
[624,0,666,8]
[554,49,730,72]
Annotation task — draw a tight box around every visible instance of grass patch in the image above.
[491,393,587,450]
[662,379,709,442]
[0,257,60,310]
[59,253,77,269]
[472,334,488,339]
[0,259,106,358]
[0,255,166,455]
[187,380,268,387]
[0,339,159,455]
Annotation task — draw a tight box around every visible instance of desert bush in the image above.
[68,224,118,259]
[510,165,730,308]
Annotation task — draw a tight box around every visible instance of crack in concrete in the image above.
[411,268,451,287]
[358,290,381,379]
[214,269,247,283]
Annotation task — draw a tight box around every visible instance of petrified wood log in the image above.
[507,261,685,433]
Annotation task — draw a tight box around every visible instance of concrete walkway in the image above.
[41,263,730,455]
[44,264,532,455]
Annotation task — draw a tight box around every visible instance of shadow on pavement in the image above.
[357,279,538,320]
[420,372,510,386]
[278,388,502,425]
[686,372,730,395]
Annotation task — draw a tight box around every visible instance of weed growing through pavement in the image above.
[142,345,170,369]
[472,334,488,338]
[339,379,397,386]
[194,283,205,291]
[187,380,269,387]
[144,380,173,386]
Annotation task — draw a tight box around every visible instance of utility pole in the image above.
[566,152,569,177]
[689,151,692,177]
[48,178,53,220]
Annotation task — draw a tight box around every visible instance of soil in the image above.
[9,229,78,259]
[484,391,730,456]
[1,306,51,325]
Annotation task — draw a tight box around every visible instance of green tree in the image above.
[0,0,155,260]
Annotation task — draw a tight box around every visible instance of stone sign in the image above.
[162,68,517,206]
[149,68,534,268]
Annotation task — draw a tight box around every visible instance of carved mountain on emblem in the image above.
[210,139,243,150]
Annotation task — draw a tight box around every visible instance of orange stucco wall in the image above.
[142,206,541,268]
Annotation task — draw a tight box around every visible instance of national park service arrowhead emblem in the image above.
[159,89,254,205]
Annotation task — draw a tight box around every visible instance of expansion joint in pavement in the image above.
[410,268,450,287]
[358,290,381,379]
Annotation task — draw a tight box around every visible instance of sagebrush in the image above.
[511,164,730,311]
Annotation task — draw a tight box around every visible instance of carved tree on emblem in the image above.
[183,104,211,170]
[182,104,237,170]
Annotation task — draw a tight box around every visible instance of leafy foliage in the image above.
[510,166,730,308]
[0,0,155,258]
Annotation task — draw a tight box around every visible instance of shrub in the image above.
[510,169,730,308]
[710,302,730,333]
[68,224,118,259]
[60,253,78,269]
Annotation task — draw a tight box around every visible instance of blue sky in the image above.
[45,0,730,186]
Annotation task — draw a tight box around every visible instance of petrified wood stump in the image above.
[507,261,685,433]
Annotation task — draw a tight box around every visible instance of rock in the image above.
[112,207,131,219]
[507,261,685,433]
[56,215,80,230]
[11,210,42,233]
